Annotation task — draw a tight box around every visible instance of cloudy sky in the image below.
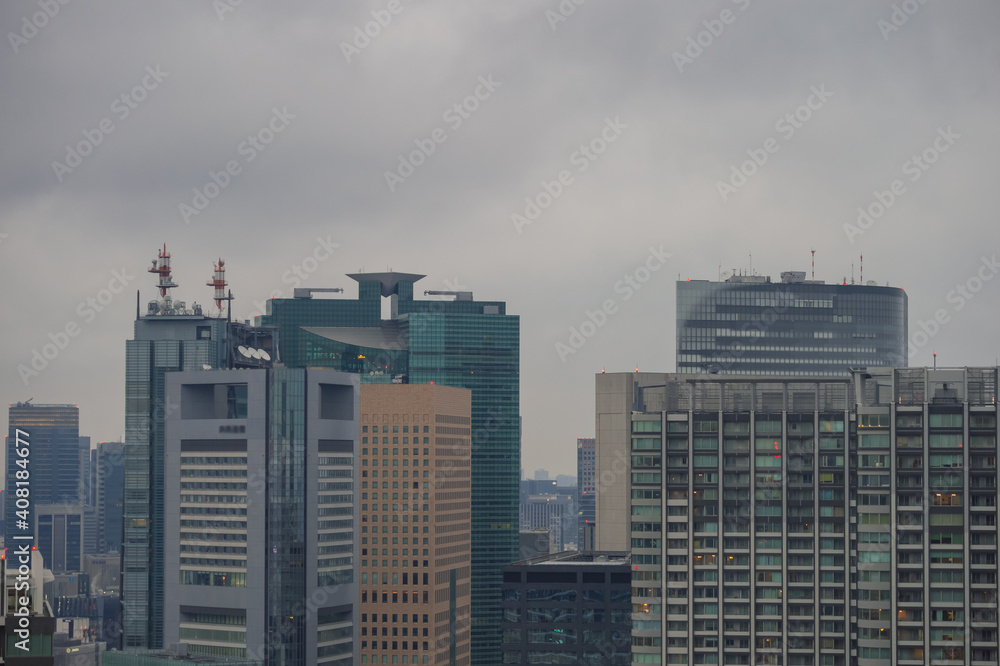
[2,1,998,477]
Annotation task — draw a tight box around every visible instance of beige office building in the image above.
[359,384,472,666]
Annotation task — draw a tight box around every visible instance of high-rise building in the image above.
[6,403,83,550]
[84,442,95,507]
[676,271,907,376]
[519,493,575,552]
[162,366,358,665]
[35,504,84,573]
[577,437,596,550]
[358,383,472,664]
[850,367,999,665]
[122,245,277,650]
[597,367,1000,666]
[97,441,125,554]
[500,551,632,665]
[260,272,519,664]
[122,299,228,650]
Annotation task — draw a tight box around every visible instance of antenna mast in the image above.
[811,248,815,281]
[207,258,234,318]
[148,244,178,297]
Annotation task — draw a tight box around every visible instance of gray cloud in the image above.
[2,0,998,475]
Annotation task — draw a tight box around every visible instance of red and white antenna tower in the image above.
[811,248,815,281]
[207,259,234,314]
[207,259,228,309]
[148,243,178,297]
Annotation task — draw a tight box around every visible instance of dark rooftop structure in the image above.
[501,552,631,665]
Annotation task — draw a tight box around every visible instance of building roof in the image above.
[347,271,425,297]
[510,551,630,567]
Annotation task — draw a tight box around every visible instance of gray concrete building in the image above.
[162,367,357,665]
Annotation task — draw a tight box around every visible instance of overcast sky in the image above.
[2,1,998,477]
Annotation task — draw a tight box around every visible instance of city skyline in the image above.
[3,2,1000,477]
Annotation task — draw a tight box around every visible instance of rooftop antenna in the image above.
[811,248,815,281]
[226,288,233,368]
[749,252,753,276]
[851,261,855,285]
[148,243,178,297]
[860,254,863,284]
[933,351,937,369]
[206,258,233,316]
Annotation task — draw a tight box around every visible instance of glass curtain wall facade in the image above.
[98,441,126,554]
[261,273,519,665]
[500,552,632,665]
[676,276,907,377]
[268,368,308,665]
[122,316,227,649]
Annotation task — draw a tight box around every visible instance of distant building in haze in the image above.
[35,504,84,574]
[96,441,125,554]
[6,402,83,559]
[577,437,596,550]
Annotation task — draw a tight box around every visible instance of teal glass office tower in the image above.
[123,249,279,652]
[122,314,229,649]
[261,273,520,665]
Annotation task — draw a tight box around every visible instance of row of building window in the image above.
[363,458,429,466]
[364,438,431,446]
[362,572,429,585]
[360,649,430,662]
[363,627,428,638]
[361,590,429,604]
[363,425,430,433]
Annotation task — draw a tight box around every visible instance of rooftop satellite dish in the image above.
[258,349,271,361]
[249,347,262,359]
[237,346,251,358]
